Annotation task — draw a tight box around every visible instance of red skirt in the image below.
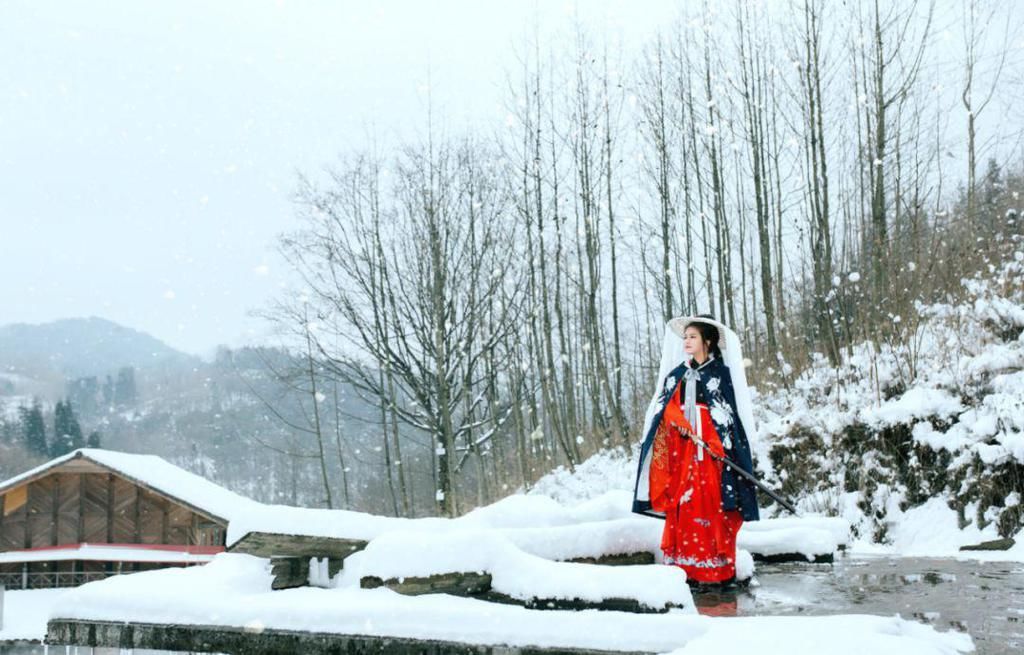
[648,388,743,583]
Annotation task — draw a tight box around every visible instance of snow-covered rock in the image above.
[338,529,695,612]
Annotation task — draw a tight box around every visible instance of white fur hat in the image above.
[668,314,732,351]
[664,314,757,443]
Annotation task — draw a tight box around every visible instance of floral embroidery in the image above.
[710,398,733,426]
[706,376,720,392]
[651,425,669,470]
[663,375,677,395]
[664,553,732,568]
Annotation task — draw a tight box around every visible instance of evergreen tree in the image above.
[19,399,48,457]
[51,400,68,457]
[67,400,84,449]
[51,399,84,457]
[86,430,102,448]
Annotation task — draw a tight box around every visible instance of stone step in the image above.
[359,571,685,614]
[232,530,831,591]
[47,619,654,655]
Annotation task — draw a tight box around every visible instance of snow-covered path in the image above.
[0,588,68,643]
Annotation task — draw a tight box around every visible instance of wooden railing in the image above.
[0,570,116,589]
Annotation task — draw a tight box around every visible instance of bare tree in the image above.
[792,0,841,364]
[282,138,524,517]
[961,0,1011,229]
[855,0,933,311]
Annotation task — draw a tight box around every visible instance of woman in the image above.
[631,314,760,587]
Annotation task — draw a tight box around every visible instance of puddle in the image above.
[693,555,1024,654]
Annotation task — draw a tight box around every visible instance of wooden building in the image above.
[0,448,253,588]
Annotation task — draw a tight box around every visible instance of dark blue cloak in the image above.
[631,355,760,522]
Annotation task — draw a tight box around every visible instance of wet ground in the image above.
[3,555,1021,654]
[0,649,194,655]
[694,554,1024,654]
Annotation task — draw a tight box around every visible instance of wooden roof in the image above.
[0,449,258,525]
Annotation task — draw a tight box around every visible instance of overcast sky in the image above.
[0,0,678,357]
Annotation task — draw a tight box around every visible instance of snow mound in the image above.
[338,529,695,612]
[0,589,69,642]
[527,447,636,504]
[738,527,837,560]
[501,517,661,561]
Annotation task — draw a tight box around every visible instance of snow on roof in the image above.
[0,448,260,523]
[0,543,222,565]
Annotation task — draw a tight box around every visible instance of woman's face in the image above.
[683,326,708,359]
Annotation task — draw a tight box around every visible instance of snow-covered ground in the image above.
[854,496,1024,562]
[5,462,969,652]
[6,454,966,655]
[0,588,68,642]
[26,465,973,653]
[41,554,971,655]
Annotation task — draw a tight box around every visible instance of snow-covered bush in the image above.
[756,253,1024,541]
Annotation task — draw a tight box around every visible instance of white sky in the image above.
[0,0,679,356]
[2,1,1018,358]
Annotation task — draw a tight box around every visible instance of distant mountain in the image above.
[0,317,198,378]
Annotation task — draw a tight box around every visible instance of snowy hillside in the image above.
[532,254,1024,558]
[755,254,1024,549]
